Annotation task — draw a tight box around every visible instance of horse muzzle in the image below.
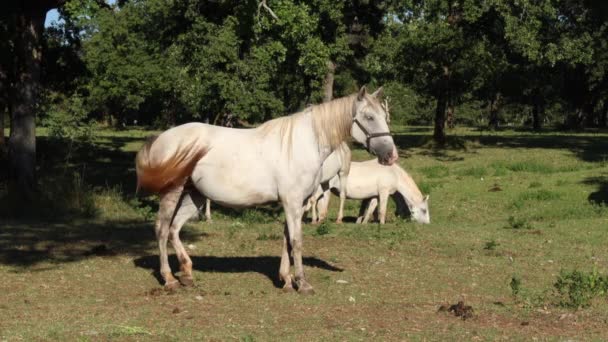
[377,145,398,166]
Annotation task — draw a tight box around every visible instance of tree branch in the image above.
[257,0,278,21]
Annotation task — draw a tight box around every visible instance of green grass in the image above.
[1,126,608,340]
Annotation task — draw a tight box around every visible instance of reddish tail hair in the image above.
[135,135,207,194]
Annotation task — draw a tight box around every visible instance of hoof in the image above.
[164,280,181,291]
[296,280,315,295]
[335,219,343,224]
[179,275,194,287]
[282,284,295,293]
[297,286,315,295]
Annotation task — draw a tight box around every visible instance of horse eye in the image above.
[365,115,374,121]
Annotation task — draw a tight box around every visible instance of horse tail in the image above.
[135,134,207,194]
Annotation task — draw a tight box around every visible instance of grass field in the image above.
[1,126,608,340]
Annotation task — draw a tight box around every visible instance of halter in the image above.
[353,117,392,154]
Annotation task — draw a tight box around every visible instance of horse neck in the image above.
[396,168,424,206]
[310,95,356,152]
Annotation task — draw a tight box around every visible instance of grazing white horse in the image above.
[135,86,397,293]
[305,142,351,224]
[321,159,430,224]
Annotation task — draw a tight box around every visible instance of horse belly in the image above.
[191,158,278,208]
[345,181,379,200]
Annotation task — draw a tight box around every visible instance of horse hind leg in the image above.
[170,189,206,287]
[156,186,185,290]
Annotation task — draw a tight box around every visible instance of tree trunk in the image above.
[600,102,608,128]
[532,91,543,132]
[434,91,447,145]
[433,66,450,144]
[0,44,7,152]
[488,93,501,130]
[323,60,335,102]
[0,102,5,150]
[446,103,455,129]
[7,7,47,200]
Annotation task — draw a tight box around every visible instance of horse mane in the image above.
[258,94,356,152]
[310,95,356,150]
[396,166,425,204]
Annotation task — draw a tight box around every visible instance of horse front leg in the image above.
[283,201,314,294]
[279,224,294,292]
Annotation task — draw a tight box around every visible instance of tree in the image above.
[1,0,68,200]
[368,0,495,143]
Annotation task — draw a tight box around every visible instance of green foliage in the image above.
[506,216,532,230]
[34,0,608,136]
[43,94,95,142]
[315,221,332,236]
[510,276,522,296]
[554,269,608,308]
[483,240,499,251]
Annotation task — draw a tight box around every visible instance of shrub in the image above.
[554,269,608,308]
[506,216,532,230]
[315,222,332,236]
[43,94,95,143]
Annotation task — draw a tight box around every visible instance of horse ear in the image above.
[424,194,429,202]
[357,86,367,101]
[371,86,384,99]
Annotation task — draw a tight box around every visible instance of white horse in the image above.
[307,98,393,224]
[135,86,397,293]
[305,142,351,224]
[320,159,430,224]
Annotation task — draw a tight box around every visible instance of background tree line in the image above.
[1,0,607,199]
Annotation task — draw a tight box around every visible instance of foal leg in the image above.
[336,174,347,224]
[356,198,369,224]
[316,189,331,223]
[362,198,378,224]
[378,190,390,224]
[309,197,318,224]
[204,198,212,222]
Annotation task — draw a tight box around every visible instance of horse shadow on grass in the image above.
[133,254,343,288]
[0,220,163,268]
